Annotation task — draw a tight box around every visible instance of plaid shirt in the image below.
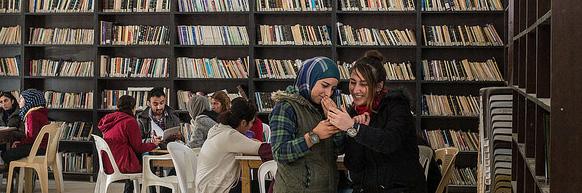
[269,102,345,164]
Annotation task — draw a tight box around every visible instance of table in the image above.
[149,149,174,168]
[235,155,346,193]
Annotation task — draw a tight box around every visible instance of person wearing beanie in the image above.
[1,89,49,168]
[269,56,345,192]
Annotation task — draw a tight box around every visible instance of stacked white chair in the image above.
[167,142,199,193]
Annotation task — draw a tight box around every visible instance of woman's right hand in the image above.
[312,120,339,140]
[353,112,370,125]
[151,136,162,146]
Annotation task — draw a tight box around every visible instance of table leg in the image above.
[240,160,251,193]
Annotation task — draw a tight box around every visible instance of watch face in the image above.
[347,128,357,137]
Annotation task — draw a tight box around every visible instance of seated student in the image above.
[136,87,181,143]
[1,89,49,168]
[186,95,217,148]
[0,91,22,128]
[236,84,264,142]
[196,97,272,193]
[98,95,161,193]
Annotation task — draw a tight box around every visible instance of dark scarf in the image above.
[354,88,389,115]
[2,108,16,122]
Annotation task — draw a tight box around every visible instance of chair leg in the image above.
[23,168,33,193]
[133,180,140,193]
[6,166,14,193]
[37,168,49,193]
[51,162,64,193]
[17,168,24,193]
[93,174,102,193]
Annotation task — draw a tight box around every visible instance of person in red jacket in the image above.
[98,95,161,193]
[1,89,49,169]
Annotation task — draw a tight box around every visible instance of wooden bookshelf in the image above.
[0,0,507,186]
[508,0,582,192]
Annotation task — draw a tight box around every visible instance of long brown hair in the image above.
[349,50,387,110]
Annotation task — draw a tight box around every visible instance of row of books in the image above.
[100,22,170,45]
[0,0,19,12]
[0,57,19,76]
[60,121,93,141]
[254,92,274,112]
[257,0,331,11]
[102,87,170,110]
[423,129,479,151]
[258,24,331,45]
[337,23,416,46]
[422,24,503,46]
[177,25,249,45]
[29,28,93,45]
[99,55,169,78]
[29,0,93,12]
[421,95,479,116]
[178,0,249,12]
[339,0,414,11]
[450,167,477,185]
[421,0,502,11]
[103,0,169,12]
[255,58,301,79]
[177,57,249,78]
[338,61,415,80]
[176,90,194,110]
[29,59,94,77]
[45,91,94,109]
[0,26,20,45]
[61,153,93,174]
[422,59,503,81]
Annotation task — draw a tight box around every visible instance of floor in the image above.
[0,179,125,193]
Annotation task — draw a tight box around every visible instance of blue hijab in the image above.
[294,57,340,100]
[19,89,46,120]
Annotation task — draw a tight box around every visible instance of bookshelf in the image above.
[0,0,506,186]
[508,0,582,192]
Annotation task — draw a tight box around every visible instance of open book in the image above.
[162,126,182,143]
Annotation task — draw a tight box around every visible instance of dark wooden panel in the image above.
[526,0,536,26]
[551,0,582,191]
[525,100,535,157]
[338,48,416,63]
[535,25,550,98]
[525,33,536,93]
[338,14,416,29]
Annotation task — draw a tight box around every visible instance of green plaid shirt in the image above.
[269,101,345,164]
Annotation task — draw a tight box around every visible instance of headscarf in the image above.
[295,57,340,100]
[186,95,211,119]
[19,89,46,120]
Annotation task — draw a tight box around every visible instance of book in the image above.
[177,57,249,78]
[422,94,480,116]
[258,24,331,45]
[254,92,274,112]
[99,55,168,78]
[422,24,503,46]
[29,0,94,12]
[177,25,249,45]
[337,61,415,80]
[337,23,416,46]
[255,58,302,79]
[340,0,414,11]
[178,0,249,12]
[0,0,20,12]
[257,0,330,11]
[100,21,170,45]
[28,27,93,45]
[103,0,169,12]
[45,91,94,109]
[421,0,503,11]
[0,26,21,45]
[61,152,93,173]
[0,56,20,76]
[422,59,503,81]
[60,121,93,141]
[423,129,479,151]
[29,59,93,77]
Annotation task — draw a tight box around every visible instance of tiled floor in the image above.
[1,178,125,193]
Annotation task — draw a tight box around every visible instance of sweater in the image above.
[21,107,49,149]
[98,111,158,174]
[188,113,217,148]
[195,123,262,193]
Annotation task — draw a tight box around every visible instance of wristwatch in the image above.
[347,123,360,137]
[308,131,320,144]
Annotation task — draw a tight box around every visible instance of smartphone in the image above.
[334,89,343,109]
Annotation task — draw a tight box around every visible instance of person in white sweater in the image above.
[196,97,269,193]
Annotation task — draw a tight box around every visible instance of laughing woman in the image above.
[270,56,344,193]
[324,51,426,193]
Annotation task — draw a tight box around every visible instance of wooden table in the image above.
[149,149,175,168]
[235,155,346,193]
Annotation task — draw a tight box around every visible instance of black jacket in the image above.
[0,107,25,138]
[345,89,427,193]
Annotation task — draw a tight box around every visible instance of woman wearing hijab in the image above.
[324,51,426,193]
[270,56,344,192]
[187,95,218,148]
[1,89,50,167]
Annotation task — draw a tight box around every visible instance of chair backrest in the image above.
[418,145,434,180]
[258,160,277,193]
[167,142,198,193]
[434,147,460,193]
[92,134,122,175]
[27,122,63,164]
[262,123,271,143]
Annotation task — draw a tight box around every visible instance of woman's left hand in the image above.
[327,105,354,131]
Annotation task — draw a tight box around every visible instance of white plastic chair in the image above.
[141,154,179,193]
[418,145,434,180]
[92,134,142,193]
[262,123,271,143]
[167,142,199,193]
[258,160,277,193]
